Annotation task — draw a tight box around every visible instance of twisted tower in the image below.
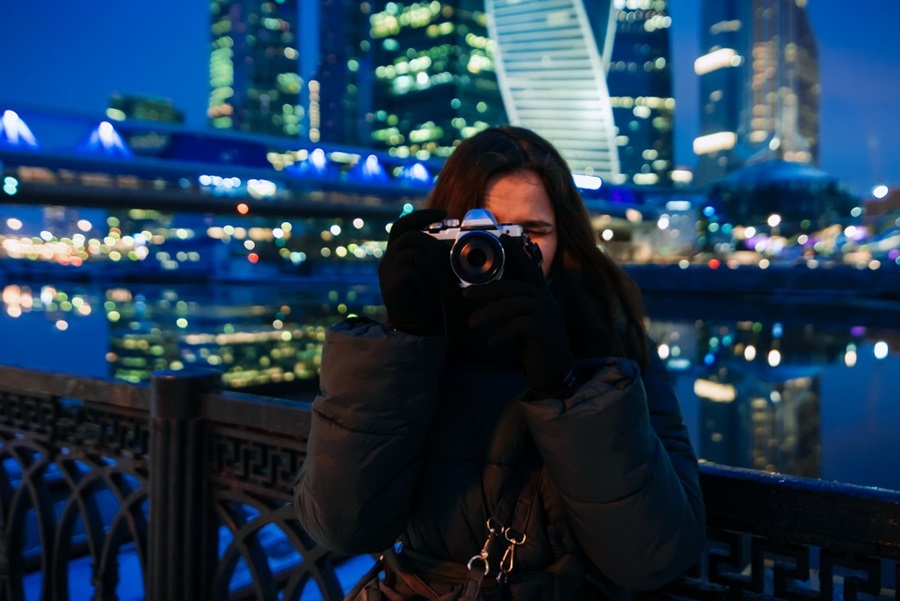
[486,0,620,179]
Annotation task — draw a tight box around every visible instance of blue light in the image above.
[398,162,433,185]
[310,149,327,171]
[0,110,40,148]
[287,148,331,178]
[703,206,715,218]
[77,121,133,158]
[348,155,389,183]
[772,323,783,338]
[703,353,716,366]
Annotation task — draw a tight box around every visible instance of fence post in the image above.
[147,369,221,601]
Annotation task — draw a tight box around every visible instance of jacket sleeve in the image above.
[293,319,446,554]
[520,344,706,590]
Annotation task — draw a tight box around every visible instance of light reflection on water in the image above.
[1,279,898,492]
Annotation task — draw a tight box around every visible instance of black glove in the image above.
[378,209,458,335]
[463,235,576,398]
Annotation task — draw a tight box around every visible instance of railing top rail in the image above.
[0,364,149,410]
[0,365,313,440]
[203,388,312,438]
[699,462,900,558]
[701,461,900,501]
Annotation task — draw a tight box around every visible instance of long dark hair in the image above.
[428,126,648,364]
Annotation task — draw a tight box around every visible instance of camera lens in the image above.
[466,247,487,268]
[450,231,504,285]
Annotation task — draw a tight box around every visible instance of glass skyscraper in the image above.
[208,0,371,145]
[367,1,507,160]
[487,0,620,179]
[694,0,819,185]
[606,0,675,187]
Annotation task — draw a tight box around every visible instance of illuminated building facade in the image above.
[694,0,819,186]
[486,0,620,178]
[607,0,675,187]
[208,0,372,144]
[368,1,507,159]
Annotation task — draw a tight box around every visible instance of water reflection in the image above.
[1,280,898,492]
[0,280,385,390]
[643,294,900,492]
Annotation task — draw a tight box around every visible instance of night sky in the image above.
[1,0,898,196]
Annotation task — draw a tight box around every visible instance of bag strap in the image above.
[384,460,541,600]
[495,472,538,584]
[467,463,540,589]
[384,547,443,598]
[459,564,487,601]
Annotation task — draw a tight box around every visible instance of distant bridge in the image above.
[0,106,662,221]
[0,146,430,219]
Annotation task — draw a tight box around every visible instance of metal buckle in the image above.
[497,527,527,582]
[466,518,500,576]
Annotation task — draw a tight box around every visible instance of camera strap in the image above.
[463,464,539,600]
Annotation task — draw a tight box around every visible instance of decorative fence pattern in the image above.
[0,365,898,600]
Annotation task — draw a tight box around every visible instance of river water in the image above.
[2,276,898,492]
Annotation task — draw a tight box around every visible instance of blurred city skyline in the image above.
[1,0,898,196]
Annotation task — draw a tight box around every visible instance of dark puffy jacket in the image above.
[293,318,705,599]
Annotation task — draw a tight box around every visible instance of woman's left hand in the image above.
[463,235,575,397]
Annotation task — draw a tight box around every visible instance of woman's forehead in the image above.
[483,171,554,223]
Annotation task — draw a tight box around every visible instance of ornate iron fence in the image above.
[0,365,898,601]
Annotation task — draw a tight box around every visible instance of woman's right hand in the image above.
[378,209,458,335]
[463,234,575,397]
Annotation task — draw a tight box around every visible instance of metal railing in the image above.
[0,366,898,600]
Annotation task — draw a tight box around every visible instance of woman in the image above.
[294,126,705,600]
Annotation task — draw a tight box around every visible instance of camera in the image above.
[422,208,543,287]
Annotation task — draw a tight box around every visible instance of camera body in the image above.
[423,208,542,287]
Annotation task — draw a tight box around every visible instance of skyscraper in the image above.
[367,1,508,160]
[208,0,371,145]
[314,0,375,146]
[487,0,620,178]
[694,0,819,185]
[606,0,675,187]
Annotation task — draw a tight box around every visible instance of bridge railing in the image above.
[0,366,898,600]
